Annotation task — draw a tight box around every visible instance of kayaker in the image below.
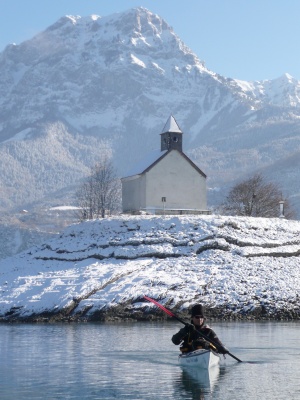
[171,304,229,354]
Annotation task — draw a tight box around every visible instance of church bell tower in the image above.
[160,115,183,152]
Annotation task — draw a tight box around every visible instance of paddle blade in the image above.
[143,296,175,318]
[228,352,243,363]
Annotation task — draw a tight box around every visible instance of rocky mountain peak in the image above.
[233,72,300,109]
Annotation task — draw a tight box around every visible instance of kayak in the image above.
[178,349,220,369]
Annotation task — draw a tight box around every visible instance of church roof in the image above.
[161,115,182,134]
[123,149,167,178]
[122,148,206,179]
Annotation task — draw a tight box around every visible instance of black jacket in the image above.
[172,323,225,353]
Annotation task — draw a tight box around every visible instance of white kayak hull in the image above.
[178,349,220,369]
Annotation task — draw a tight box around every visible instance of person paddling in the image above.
[171,304,229,355]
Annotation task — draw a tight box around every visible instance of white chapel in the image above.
[121,116,209,215]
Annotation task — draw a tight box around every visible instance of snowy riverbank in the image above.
[0,215,299,322]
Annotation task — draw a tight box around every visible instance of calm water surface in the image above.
[0,321,299,399]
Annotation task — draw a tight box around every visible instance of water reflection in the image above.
[176,365,220,399]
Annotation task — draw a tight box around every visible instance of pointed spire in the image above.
[161,115,182,134]
[160,115,183,152]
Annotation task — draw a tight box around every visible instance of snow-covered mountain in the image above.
[0,215,299,322]
[1,7,300,220]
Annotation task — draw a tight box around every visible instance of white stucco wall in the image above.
[145,151,207,210]
[121,174,146,212]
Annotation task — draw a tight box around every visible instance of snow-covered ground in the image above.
[0,215,299,321]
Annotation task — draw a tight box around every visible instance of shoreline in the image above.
[1,305,299,323]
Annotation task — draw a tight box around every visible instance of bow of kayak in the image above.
[178,349,220,369]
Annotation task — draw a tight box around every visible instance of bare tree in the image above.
[222,173,295,219]
[76,158,121,220]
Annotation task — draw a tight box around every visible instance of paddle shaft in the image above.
[143,295,242,363]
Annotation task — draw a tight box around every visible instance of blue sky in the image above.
[1,0,300,81]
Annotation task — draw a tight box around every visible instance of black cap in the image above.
[190,304,205,317]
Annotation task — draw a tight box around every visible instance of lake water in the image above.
[0,321,299,399]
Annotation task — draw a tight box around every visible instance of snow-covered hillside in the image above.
[0,215,299,322]
[0,7,300,219]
